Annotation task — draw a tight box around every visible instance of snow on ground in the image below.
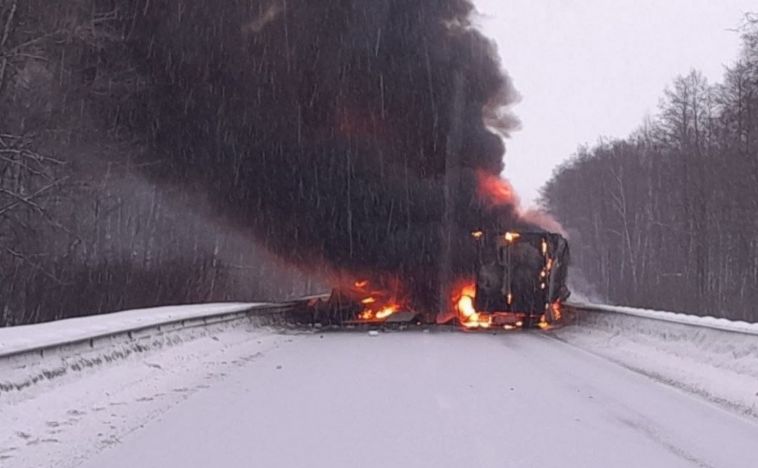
[2,329,754,468]
[0,303,279,397]
[2,304,758,468]
[553,309,758,418]
[0,303,263,356]
[0,322,298,468]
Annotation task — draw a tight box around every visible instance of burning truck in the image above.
[455,230,570,329]
[299,230,570,330]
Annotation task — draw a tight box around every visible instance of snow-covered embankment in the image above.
[555,303,758,418]
[0,303,287,396]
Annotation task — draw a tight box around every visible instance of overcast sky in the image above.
[473,0,755,207]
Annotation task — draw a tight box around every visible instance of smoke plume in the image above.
[122,0,528,311]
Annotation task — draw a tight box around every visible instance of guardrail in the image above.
[566,301,758,336]
[0,303,301,362]
[5,296,751,370]
[0,301,316,394]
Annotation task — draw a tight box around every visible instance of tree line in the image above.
[0,0,322,326]
[542,16,758,321]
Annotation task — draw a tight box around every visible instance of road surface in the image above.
[66,330,758,468]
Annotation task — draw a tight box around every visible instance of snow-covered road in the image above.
[27,330,749,468]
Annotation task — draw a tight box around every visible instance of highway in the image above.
[58,330,758,468]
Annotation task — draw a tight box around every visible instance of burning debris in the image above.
[295,230,570,330]
[352,279,402,321]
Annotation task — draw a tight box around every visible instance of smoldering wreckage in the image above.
[292,228,571,330]
[91,1,572,329]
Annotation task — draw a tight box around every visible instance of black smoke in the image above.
[119,0,527,311]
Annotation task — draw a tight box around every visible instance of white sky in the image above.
[473,0,755,207]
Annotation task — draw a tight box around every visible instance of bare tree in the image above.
[542,20,758,321]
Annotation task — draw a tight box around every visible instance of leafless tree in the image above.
[542,20,758,321]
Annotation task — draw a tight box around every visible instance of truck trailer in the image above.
[469,230,570,328]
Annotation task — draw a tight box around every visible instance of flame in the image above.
[551,301,562,321]
[351,279,400,322]
[458,293,476,319]
[504,231,520,243]
[375,306,397,320]
[471,230,484,240]
[537,313,551,330]
[476,170,518,207]
[358,299,399,321]
[453,282,491,329]
[358,310,373,320]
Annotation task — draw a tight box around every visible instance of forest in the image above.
[0,0,324,326]
[542,16,758,321]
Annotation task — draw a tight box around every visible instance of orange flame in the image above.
[476,170,517,207]
[375,305,397,320]
[351,279,401,322]
[358,300,400,321]
[551,301,562,321]
[453,281,491,329]
[504,231,520,243]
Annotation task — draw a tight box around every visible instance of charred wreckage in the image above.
[291,230,570,331]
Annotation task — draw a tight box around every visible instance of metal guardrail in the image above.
[565,301,758,336]
[0,303,300,363]
[6,296,750,366]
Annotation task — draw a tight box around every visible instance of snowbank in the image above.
[0,303,286,396]
[0,327,287,468]
[555,308,758,418]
